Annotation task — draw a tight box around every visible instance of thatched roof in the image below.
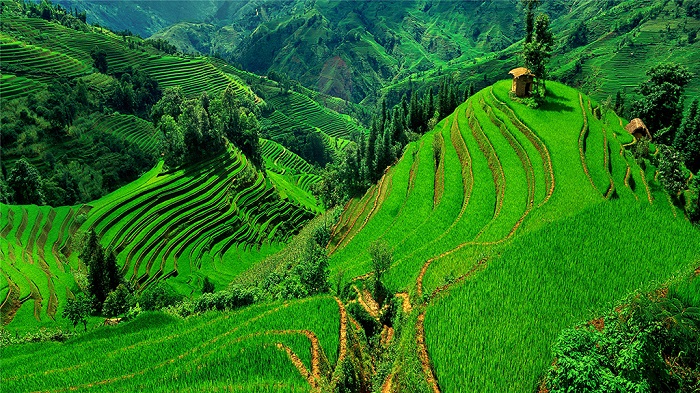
[509,67,534,78]
[625,118,652,139]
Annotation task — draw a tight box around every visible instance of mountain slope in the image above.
[145,0,700,109]
[327,80,700,392]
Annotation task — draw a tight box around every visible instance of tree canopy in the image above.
[631,63,693,143]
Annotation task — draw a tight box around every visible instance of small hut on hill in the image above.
[625,118,652,140]
[509,67,535,97]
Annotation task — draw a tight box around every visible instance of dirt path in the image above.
[276,342,314,388]
[334,297,348,365]
[395,292,412,314]
[640,169,654,204]
[416,313,441,393]
[578,93,600,196]
[330,182,380,255]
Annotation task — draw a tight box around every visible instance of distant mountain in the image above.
[53,0,700,109]
[51,0,226,37]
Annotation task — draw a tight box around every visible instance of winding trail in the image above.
[416,312,441,393]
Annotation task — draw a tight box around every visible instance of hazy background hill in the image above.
[51,0,700,108]
[52,0,226,36]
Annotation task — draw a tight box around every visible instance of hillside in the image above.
[3,80,698,392]
[326,81,700,392]
[0,4,352,330]
[2,1,699,392]
[142,0,700,109]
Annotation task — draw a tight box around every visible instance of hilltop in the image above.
[1,1,699,392]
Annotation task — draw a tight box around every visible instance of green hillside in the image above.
[143,0,700,109]
[3,78,697,392]
[0,4,334,331]
[0,146,315,330]
[1,295,345,392]
[326,81,700,392]
[2,1,699,392]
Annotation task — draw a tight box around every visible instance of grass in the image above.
[425,201,700,393]
[0,147,315,329]
[1,295,341,392]
[325,80,699,392]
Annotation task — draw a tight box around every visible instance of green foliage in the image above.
[0,326,74,347]
[547,289,700,393]
[369,240,392,283]
[138,283,182,311]
[657,146,687,198]
[61,294,94,331]
[566,21,589,49]
[523,13,554,97]
[7,158,45,205]
[201,276,215,294]
[102,284,136,318]
[81,229,122,311]
[631,63,693,143]
[674,99,700,173]
[90,46,108,74]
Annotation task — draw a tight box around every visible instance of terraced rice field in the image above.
[0,147,315,328]
[265,89,364,141]
[328,80,700,392]
[0,16,253,101]
[91,114,160,156]
[1,295,347,393]
[0,73,45,101]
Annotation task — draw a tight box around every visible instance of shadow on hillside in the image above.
[540,90,575,113]
[540,100,575,113]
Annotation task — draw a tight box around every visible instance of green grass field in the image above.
[1,295,344,392]
[327,80,700,392]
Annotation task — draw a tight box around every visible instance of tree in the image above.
[522,0,541,43]
[90,47,108,74]
[104,250,122,292]
[159,114,185,167]
[369,240,392,284]
[523,13,554,97]
[151,87,184,125]
[657,146,686,199]
[102,284,135,318]
[631,63,693,143]
[673,98,700,173]
[7,158,45,205]
[62,294,94,331]
[202,276,215,294]
[566,21,589,49]
[296,243,330,295]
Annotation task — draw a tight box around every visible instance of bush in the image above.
[139,283,182,311]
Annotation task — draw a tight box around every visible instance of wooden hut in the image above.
[625,118,652,140]
[509,67,535,97]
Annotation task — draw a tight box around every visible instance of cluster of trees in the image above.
[628,63,699,222]
[63,231,184,330]
[22,0,88,31]
[80,230,125,313]
[275,126,331,167]
[546,284,700,392]
[316,76,469,207]
[153,85,263,169]
[0,75,158,206]
[260,223,330,300]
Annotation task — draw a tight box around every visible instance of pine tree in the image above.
[105,250,122,292]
